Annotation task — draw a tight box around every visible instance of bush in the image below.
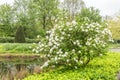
[0,37,14,43]
[26,38,40,43]
[33,19,112,69]
[0,37,40,43]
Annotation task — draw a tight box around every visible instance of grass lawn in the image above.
[24,52,120,80]
[0,43,36,53]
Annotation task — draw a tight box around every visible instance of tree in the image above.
[14,0,41,38]
[15,26,26,43]
[32,0,59,29]
[60,0,86,20]
[76,7,102,24]
[13,0,59,38]
[0,4,14,37]
[13,0,42,38]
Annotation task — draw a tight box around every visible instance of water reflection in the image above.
[0,58,44,80]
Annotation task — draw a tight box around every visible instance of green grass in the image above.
[24,52,120,80]
[0,43,36,53]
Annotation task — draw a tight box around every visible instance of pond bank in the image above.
[0,53,44,80]
[0,53,40,58]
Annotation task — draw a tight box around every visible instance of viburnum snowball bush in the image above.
[33,18,112,69]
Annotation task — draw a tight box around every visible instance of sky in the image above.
[0,0,120,16]
[0,0,14,5]
[84,0,120,16]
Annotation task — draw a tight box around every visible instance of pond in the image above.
[0,54,45,80]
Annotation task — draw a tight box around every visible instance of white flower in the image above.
[72,49,75,52]
[85,29,88,32]
[29,46,32,49]
[60,37,64,40]
[46,36,49,39]
[67,59,69,62]
[32,49,35,52]
[54,56,58,61]
[69,28,72,31]
[37,35,40,38]
[62,54,67,57]
[50,48,53,53]
[72,20,77,25]
[51,16,55,20]
[86,41,91,46]
[73,41,76,45]
[99,54,103,56]
[80,60,83,64]
[66,22,70,26]
[48,42,52,46]
[78,51,81,53]
[68,34,70,37]
[46,31,50,34]
[65,52,68,55]
[56,43,60,47]
[58,49,63,54]
[61,32,65,35]
[74,66,78,69]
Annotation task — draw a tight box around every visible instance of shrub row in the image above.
[0,37,40,43]
[113,39,120,44]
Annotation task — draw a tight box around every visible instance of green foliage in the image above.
[13,0,41,39]
[0,4,14,37]
[0,37,14,43]
[108,19,120,40]
[32,0,59,29]
[0,37,40,43]
[15,26,26,43]
[25,38,40,43]
[61,0,86,20]
[76,7,102,23]
[0,43,35,53]
[24,53,120,80]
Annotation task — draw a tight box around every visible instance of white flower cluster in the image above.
[33,19,113,68]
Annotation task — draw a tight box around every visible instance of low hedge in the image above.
[24,53,120,80]
[0,37,14,43]
[0,37,40,43]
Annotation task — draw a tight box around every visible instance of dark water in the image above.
[0,58,44,80]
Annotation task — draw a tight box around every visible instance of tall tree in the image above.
[15,26,26,43]
[32,0,59,29]
[60,0,86,20]
[0,4,14,37]
[13,0,41,38]
[76,7,102,24]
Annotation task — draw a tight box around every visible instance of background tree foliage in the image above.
[0,0,98,42]
[0,4,14,37]
[60,0,86,20]
[76,7,102,24]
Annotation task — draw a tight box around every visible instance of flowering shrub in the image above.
[33,19,112,69]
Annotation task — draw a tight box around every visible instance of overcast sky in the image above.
[0,0,120,16]
[84,0,120,16]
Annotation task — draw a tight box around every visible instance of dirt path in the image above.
[109,48,120,52]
